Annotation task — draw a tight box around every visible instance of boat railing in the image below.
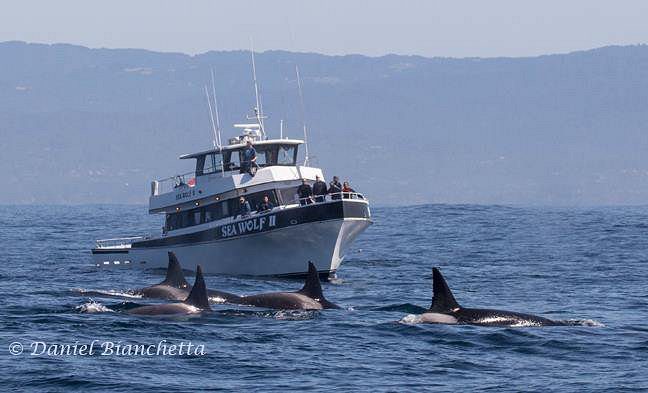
[283,191,366,207]
[150,171,196,196]
[95,236,146,249]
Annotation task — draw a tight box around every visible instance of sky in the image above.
[1,0,648,58]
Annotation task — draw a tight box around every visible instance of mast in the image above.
[204,85,218,149]
[295,65,310,165]
[250,40,266,139]
[209,68,225,176]
[210,68,222,147]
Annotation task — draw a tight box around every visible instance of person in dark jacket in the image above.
[240,140,257,176]
[297,179,313,206]
[237,196,252,217]
[257,195,274,212]
[312,175,327,203]
[328,176,342,200]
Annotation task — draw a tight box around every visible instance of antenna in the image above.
[280,119,284,139]
[295,65,309,165]
[210,68,222,147]
[204,85,218,149]
[250,39,266,139]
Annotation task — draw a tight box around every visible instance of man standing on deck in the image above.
[328,176,342,200]
[297,179,314,206]
[312,175,328,203]
[241,140,257,176]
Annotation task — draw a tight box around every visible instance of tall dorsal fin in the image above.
[160,252,190,289]
[429,267,461,312]
[184,265,211,310]
[298,261,325,301]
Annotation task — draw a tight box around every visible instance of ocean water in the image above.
[1,204,647,392]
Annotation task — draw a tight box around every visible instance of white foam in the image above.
[73,288,143,299]
[399,314,424,324]
[569,319,605,327]
[76,301,114,313]
[209,296,226,304]
[272,310,316,320]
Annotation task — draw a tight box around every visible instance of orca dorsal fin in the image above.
[429,267,461,312]
[298,261,325,301]
[160,252,190,289]
[184,265,211,310]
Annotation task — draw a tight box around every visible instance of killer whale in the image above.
[418,268,565,327]
[231,262,340,310]
[134,252,191,300]
[127,265,211,315]
[135,252,240,303]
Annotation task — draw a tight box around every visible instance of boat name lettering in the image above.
[221,215,277,238]
[175,190,196,200]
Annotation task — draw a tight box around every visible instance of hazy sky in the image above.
[2,0,648,58]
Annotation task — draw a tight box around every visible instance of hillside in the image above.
[2,41,648,205]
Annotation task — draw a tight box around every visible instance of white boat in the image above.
[92,116,371,277]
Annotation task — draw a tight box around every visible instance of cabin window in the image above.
[203,154,220,175]
[193,209,202,225]
[278,186,299,205]
[278,145,297,165]
[205,201,229,222]
[165,213,179,231]
[224,151,241,171]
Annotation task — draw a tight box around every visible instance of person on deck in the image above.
[297,179,314,206]
[257,195,274,213]
[328,176,342,200]
[342,181,356,199]
[241,140,257,176]
[312,175,328,203]
[237,196,252,218]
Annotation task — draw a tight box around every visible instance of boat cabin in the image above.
[182,139,301,177]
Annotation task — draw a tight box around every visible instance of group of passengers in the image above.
[236,195,273,218]
[296,175,357,206]
[235,175,359,218]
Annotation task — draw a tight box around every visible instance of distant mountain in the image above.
[2,41,648,205]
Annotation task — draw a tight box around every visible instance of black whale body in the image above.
[419,268,566,327]
[134,252,240,303]
[127,264,212,315]
[230,262,340,310]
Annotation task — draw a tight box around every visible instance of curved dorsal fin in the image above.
[429,267,461,312]
[184,265,211,310]
[298,261,325,301]
[160,252,190,289]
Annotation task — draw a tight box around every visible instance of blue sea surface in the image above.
[1,204,647,392]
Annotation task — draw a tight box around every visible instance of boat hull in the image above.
[92,200,371,276]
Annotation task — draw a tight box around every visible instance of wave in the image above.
[72,288,143,299]
[558,319,605,327]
